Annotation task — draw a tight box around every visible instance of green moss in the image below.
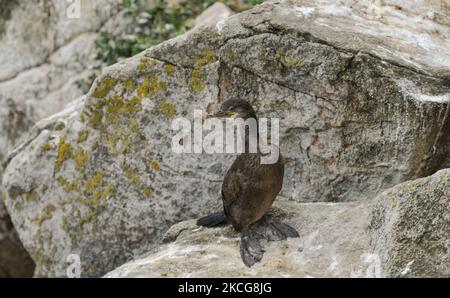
[77,130,89,143]
[164,64,175,76]
[161,101,176,118]
[35,204,56,226]
[150,160,160,171]
[91,77,118,98]
[54,136,72,174]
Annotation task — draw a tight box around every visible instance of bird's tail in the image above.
[196,211,227,227]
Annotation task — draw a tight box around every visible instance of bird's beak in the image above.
[207,111,237,118]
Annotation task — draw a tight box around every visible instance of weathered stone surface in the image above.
[0,0,122,82]
[2,0,450,277]
[195,2,234,27]
[0,0,130,277]
[369,169,450,277]
[104,201,378,277]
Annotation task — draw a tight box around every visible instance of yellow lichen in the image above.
[124,79,134,94]
[131,175,140,186]
[138,56,157,72]
[57,176,79,193]
[40,143,53,153]
[189,50,216,93]
[226,49,234,61]
[55,122,66,131]
[24,192,36,201]
[142,187,152,197]
[164,64,175,76]
[161,101,176,119]
[77,130,89,143]
[150,160,160,171]
[137,74,167,99]
[391,197,397,209]
[54,136,72,174]
[276,50,304,68]
[91,78,118,98]
[83,171,103,196]
[35,204,56,225]
[74,147,88,173]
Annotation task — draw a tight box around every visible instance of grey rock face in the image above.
[195,2,234,27]
[369,169,450,277]
[0,0,123,277]
[1,0,450,277]
[105,201,377,278]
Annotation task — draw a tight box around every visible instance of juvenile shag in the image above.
[197,99,299,267]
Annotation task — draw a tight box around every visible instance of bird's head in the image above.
[208,99,257,121]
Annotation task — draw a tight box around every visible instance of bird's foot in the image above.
[240,229,265,267]
[250,214,299,241]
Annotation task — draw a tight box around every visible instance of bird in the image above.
[197,99,299,267]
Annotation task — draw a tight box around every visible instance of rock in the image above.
[195,2,234,27]
[2,0,450,277]
[0,0,127,276]
[0,203,35,277]
[104,201,378,277]
[369,169,450,277]
[0,0,122,82]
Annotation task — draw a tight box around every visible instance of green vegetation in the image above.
[76,0,264,91]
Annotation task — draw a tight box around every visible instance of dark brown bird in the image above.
[197,99,299,267]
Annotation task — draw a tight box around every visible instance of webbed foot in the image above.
[250,214,299,241]
[240,229,265,267]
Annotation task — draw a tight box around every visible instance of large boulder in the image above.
[0,0,125,276]
[369,169,450,277]
[2,0,450,277]
[105,201,377,278]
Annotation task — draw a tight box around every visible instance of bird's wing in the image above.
[222,168,241,212]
